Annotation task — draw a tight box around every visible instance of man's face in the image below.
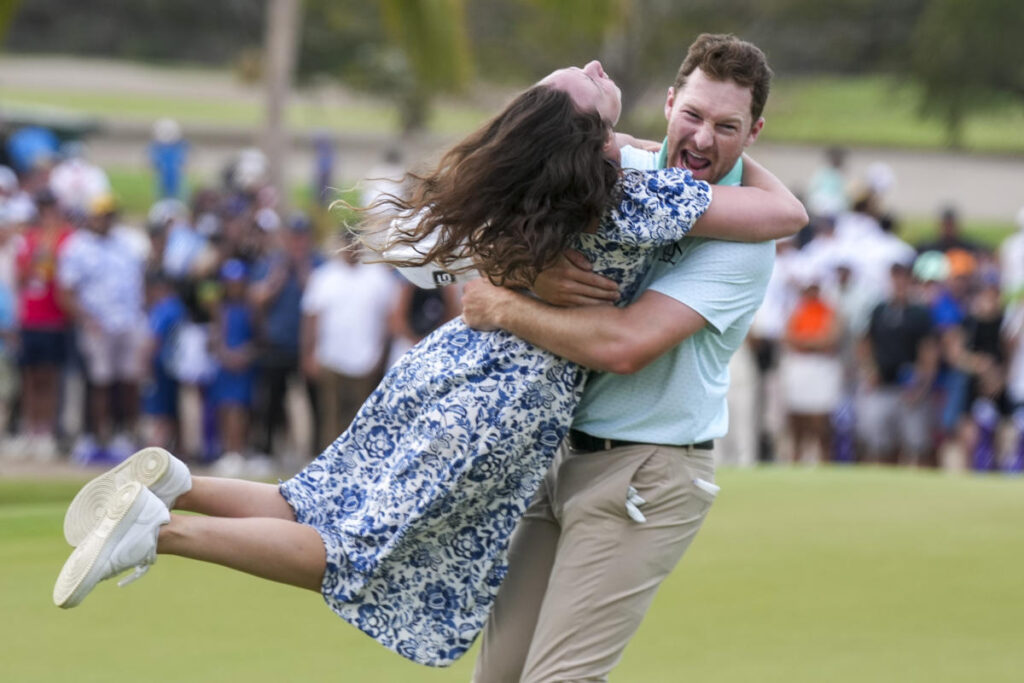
[540,60,622,126]
[88,212,114,235]
[663,68,763,182]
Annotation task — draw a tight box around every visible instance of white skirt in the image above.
[780,350,843,414]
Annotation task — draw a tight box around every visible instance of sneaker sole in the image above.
[54,482,146,608]
[63,447,172,546]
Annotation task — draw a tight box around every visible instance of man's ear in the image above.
[664,87,676,121]
[746,117,765,147]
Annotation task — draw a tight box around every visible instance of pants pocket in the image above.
[691,477,720,505]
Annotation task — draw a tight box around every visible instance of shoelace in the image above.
[117,562,153,588]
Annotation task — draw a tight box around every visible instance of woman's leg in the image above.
[158,514,325,591]
[174,476,297,520]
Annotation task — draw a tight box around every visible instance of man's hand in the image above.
[533,251,619,307]
[462,279,516,331]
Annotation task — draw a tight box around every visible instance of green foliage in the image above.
[0,0,21,44]
[909,0,1024,146]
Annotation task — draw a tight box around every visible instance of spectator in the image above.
[780,269,843,464]
[140,270,187,451]
[748,237,802,462]
[916,206,987,256]
[806,146,849,218]
[386,281,461,366]
[999,207,1024,304]
[947,274,1007,471]
[249,213,323,460]
[0,201,25,297]
[312,132,335,208]
[0,255,18,455]
[301,231,398,451]
[1002,301,1024,473]
[149,118,188,200]
[15,189,73,460]
[210,259,258,476]
[58,193,146,462]
[856,262,940,465]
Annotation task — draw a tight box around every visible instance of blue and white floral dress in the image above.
[280,168,711,666]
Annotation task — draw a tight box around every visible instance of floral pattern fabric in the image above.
[279,168,711,666]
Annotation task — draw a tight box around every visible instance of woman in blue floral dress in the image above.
[56,62,805,666]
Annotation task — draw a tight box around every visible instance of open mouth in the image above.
[679,150,712,173]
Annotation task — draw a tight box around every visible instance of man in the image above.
[465,34,787,682]
[249,213,324,461]
[58,193,147,461]
[856,262,939,466]
[300,231,398,450]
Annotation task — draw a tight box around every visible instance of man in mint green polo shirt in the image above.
[467,34,781,683]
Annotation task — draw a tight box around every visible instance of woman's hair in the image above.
[365,84,620,286]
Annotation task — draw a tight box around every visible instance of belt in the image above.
[568,429,713,452]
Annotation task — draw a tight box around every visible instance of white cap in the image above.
[153,118,182,143]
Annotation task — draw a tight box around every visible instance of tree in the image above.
[0,0,21,45]
[299,0,471,136]
[378,0,472,134]
[909,0,1024,146]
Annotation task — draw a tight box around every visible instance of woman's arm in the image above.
[688,155,808,242]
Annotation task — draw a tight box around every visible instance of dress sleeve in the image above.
[600,168,712,247]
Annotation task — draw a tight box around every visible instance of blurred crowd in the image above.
[724,148,1024,474]
[0,124,1021,477]
[0,122,459,477]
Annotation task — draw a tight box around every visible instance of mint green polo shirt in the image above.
[571,145,774,444]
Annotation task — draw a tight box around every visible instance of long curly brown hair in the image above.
[366,84,621,286]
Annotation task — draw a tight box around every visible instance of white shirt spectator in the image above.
[58,228,145,333]
[301,257,399,377]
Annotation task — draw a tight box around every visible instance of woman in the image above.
[54,62,805,666]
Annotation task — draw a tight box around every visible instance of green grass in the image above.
[0,85,490,137]
[3,467,1023,682]
[5,72,1024,152]
[765,75,1024,155]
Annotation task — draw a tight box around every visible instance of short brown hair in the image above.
[673,33,773,123]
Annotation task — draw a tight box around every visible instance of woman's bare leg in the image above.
[174,476,296,520]
[158,514,325,591]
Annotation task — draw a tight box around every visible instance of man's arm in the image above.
[461,278,706,374]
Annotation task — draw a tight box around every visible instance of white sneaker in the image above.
[53,481,169,609]
[4,433,32,461]
[29,433,60,463]
[63,447,191,546]
[210,451,247,478]
[108,433,138,462]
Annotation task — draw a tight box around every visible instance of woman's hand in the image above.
[533,250,619,307]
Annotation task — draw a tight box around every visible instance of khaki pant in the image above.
[316,367,379,452]
[473,443,718,683]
